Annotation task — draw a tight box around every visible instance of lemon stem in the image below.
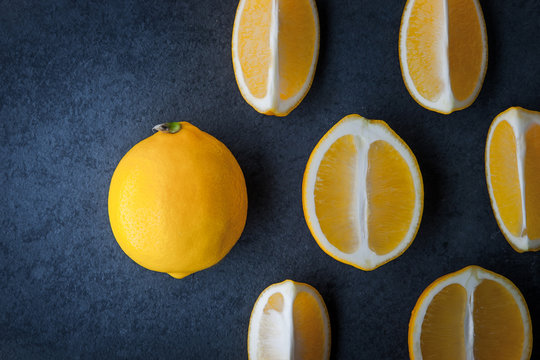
[153,122,182,134]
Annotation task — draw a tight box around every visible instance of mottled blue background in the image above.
[1,0,539,358]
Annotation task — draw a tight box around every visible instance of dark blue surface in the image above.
[1,0,539,358]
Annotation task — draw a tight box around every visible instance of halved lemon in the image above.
[409,265,532,360]
[232,0,319,116]
[247,280,330,360]
[399,0,488,114]
[486,107,540,252]
[302,115,423,270]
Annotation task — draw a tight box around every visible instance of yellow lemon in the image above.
[108,122,248,279]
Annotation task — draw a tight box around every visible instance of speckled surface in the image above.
[1,0,539,358]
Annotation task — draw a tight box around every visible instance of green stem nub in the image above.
[153,122,182,134]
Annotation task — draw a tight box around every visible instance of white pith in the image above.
[247,280,330,360]
[399,0,488,114]
[232,0,320,116]
[486,107,540,251]
[410,266,532,360]
[303,115,423,270]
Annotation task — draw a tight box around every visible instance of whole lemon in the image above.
[108,122,248,279]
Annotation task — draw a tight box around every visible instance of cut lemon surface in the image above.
[232,0,319,116]
[399,0,488,114]
[248,280,330,360]
[409,265,532,360]
[486,107,540,252]
[302,115,423,270]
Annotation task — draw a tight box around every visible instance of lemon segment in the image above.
[488,120,522,237]
[473,280,526,359]
[524,124,540,239]
[277,0,317,101]
[420,284,467,360]
[447,0,485,102]
[367,140,416,255]
[292,291,327,359]
[314,134,361,254]
[405,0,445,103]
[237,0,273,99]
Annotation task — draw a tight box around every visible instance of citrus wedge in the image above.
[399,0,488,114]
[302,115,423,270]
[486,107,540,252]
[232,0,319,116]
[409,265,532,360]
[248,280,330,360]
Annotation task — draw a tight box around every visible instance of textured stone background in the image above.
[1,0,539,358]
